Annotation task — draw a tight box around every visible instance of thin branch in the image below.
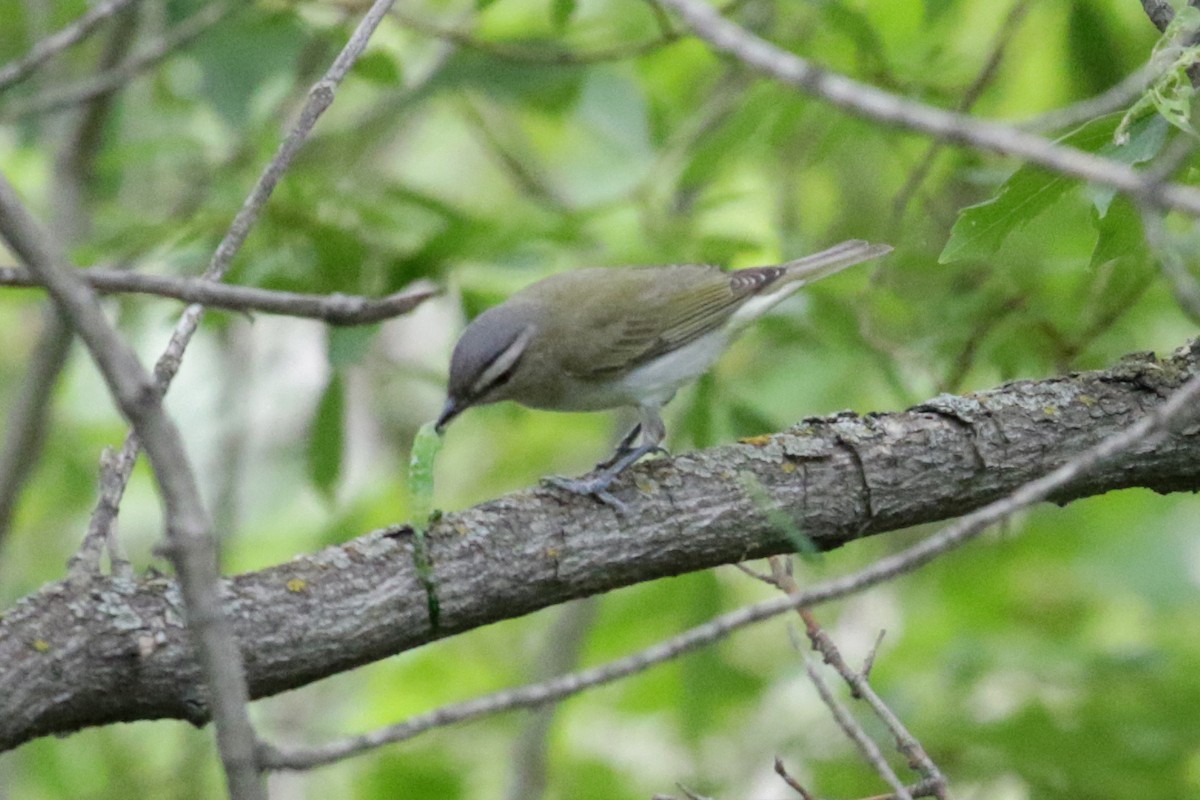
[773,757,816,800]
[259,360,1200,770]
[0,176,265,799]
[652,0,1200,216]
[0,266,438,325]
[768,558,946,796]
[0,0,138,93]
[84,0,399,541]
[0,2,235,121]
[801,652,912,800]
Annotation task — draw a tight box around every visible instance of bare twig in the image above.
[72,437,135,578]
[260,359,1200,771]
[768,558,946,797]
[0,176,265,798]
[861,629,887,683]
[0,266,438,324]
[773,756,816,799]
[653,0,1200,216]
[84,0,399,541]
[802,650,913,800]
[0,0,138,93]
[0,2,235,120]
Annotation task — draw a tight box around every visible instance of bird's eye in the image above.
[470,326,534,397]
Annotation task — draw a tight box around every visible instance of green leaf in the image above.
[1090,195,1145,270]
[1093,113,1170,215]
[941,114,1167,263]
[307,374,345,499]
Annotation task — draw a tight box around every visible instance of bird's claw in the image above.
[543,475,628,512]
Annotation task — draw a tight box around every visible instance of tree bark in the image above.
[2,340,1199,751]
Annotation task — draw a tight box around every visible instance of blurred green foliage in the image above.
[1,0,1198,797]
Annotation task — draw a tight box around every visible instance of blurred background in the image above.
[1,0,1198,797]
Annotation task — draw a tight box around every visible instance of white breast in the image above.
[615,329,731,406]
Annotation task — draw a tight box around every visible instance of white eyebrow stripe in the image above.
[471,325,535,396]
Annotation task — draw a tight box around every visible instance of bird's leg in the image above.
[594,423,643,470]
[546,406,666,509]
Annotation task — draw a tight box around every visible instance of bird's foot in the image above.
[543,474,626,512]
[546,440,664,512]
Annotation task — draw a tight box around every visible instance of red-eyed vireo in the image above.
[437,240,891,506]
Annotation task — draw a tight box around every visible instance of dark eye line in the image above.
[487,351,525,393]
[471,345,526,401]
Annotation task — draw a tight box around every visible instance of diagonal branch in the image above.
[652,0,1200,216]
[0,176,265,797]
[262,344,1200,771]
[83,0,399,546]
[1,339,1198,755]
[0,266,437,324]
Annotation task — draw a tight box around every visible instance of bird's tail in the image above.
[779,239,892,286]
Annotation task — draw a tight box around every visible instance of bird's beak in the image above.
[435,397,463,434]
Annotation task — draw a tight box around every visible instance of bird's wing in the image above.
[561,264,784,379]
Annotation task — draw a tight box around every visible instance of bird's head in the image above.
[436,303,537,432]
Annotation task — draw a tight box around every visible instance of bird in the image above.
[436,239,891,507]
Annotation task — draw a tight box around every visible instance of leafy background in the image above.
[1,0,1199,797]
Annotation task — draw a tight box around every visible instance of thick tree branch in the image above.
[1,341,1198,753]
[0,266,437,324]
[263,357,1200,772]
